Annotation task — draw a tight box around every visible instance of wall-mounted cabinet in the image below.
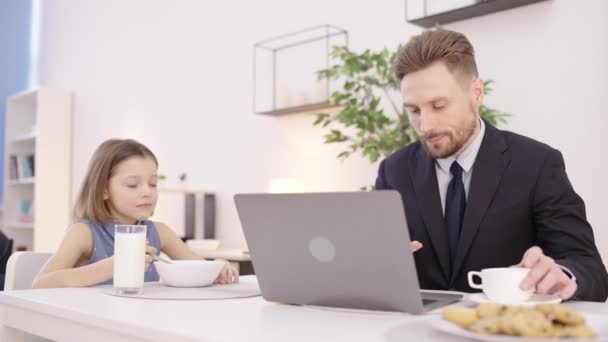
[253,25,348,115]
[405,0,549,28]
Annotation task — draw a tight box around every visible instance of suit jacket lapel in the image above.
[411,147,452,281]
[451,123,510,283]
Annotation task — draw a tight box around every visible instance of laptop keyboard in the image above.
[422,298,439,306]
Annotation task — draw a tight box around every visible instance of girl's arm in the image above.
[32,222,114,288]
[155,221,205,260]
[155,221,239,283]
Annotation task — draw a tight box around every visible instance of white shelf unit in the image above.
[4,222,34,230]
[7,177,36,185]
[2,88,72,252]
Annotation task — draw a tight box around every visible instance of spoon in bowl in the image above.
[152,254,173,264]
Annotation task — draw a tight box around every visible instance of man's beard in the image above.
[421,111,477,159]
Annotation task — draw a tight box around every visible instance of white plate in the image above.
[430,313,608,341]
[467,293,562,306]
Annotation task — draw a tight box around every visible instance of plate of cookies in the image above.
[432,303,606,341]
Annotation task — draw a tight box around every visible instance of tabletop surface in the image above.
[1,276,606,342]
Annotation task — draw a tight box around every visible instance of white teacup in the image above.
[467,267,534,304]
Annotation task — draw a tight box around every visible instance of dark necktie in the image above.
[445,161,466,267]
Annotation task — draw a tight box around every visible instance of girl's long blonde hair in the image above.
[73,139,158,223]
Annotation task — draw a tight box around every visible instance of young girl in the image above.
[32,139,238,288]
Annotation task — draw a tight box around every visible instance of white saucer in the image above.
[467,293,562,306]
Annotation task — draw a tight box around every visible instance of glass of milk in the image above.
[113,224,147,294]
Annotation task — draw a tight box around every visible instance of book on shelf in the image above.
[19,199,34,223]
[28,154,35,177]
[8,154,35,180]
[8,155,17,179]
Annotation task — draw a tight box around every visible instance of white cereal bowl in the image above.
[154,260,224,287]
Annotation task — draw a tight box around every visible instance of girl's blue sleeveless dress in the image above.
[81,219,161,285]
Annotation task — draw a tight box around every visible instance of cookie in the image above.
[552,306,585,326]
[469,317,502,335]
[536,304,585,326]
[442,307,478,328]
[498,311,520,335]
[509,310,554,338]
[501,305,526,316]
[535,303,558,316]
[476,303,505,318]
[552,324,597,338]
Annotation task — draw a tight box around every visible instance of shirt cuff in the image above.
[557,264,577,283]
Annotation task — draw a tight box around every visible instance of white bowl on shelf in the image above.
[186,239,221,251]
[155,260,224,287]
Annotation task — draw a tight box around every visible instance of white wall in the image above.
[35,0,414,248]
[35,0,608,263]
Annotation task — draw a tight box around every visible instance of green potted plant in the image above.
[312,45,510,165]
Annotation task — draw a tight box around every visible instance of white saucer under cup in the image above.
[468,292,562,306]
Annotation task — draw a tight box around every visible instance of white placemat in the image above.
[102,280,261,300]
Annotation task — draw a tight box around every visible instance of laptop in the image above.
[234,190,462,314]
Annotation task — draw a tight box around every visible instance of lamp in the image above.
[268,178,305,194]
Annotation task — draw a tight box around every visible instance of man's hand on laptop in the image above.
[410,240,423,252]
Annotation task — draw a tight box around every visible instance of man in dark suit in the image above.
[375,30,608,301]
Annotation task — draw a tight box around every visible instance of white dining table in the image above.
[0,276,606,342]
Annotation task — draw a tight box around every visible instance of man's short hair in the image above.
[394,29,478,82]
